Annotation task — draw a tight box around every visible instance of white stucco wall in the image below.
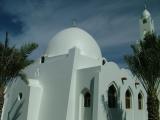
[1,48,148,120]
[36,48,77,120]
[97,61,147,120]
[1,79,30,120]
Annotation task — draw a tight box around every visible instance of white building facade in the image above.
[1,8,154,120]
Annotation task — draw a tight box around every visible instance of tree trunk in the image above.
[0,86,4,119]
[147,93,159,120]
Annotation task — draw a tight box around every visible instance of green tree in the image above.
[0,32,38,117]
[124,33,160,120]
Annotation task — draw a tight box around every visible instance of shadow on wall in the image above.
[7,100,24,120]
[101,87,126,120]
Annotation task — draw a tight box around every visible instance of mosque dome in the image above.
[142,9,151,18]
[45,27,102,59]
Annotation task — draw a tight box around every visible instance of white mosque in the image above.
[1,8,155,120]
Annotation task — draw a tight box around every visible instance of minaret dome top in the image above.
[142,9,151,18]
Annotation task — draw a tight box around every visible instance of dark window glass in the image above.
[84,92,91,107]
[108,85,117,108]
[41,56,45,63]
[102,59,106,65]
[143,19,147,24]
[125,90,131,109]
[138,93,143,110]
[18,92,23,100]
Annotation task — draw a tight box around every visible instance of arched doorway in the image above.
[79,89,91,120]
[108,85,117,108]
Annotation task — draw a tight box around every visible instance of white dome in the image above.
[45,27,102,59]
[142,9,151,18]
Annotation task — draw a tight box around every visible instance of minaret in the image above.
[139,6,155,40]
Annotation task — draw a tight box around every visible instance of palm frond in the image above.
[124,33,160,94]
[20,43,38,58]
[0,34,38,86]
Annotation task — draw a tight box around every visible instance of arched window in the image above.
[143,18,147,24]
[18,92,23,101]
[108,85,117,108]
[125,89,132,109]
[84,92,91,107]
[138,93,143,110]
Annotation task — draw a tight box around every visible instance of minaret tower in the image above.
[139,5,155,40]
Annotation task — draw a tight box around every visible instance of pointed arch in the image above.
[81,88,91,107]
[108,81,118,91]
[125,88,133,109]
[138,91,144,110]
[108,82,118,108]
[79,88,92,120]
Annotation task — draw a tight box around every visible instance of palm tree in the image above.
[124,33,160,120]
[0,32,38,117]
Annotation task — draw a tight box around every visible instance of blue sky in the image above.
[0,0,160,68]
